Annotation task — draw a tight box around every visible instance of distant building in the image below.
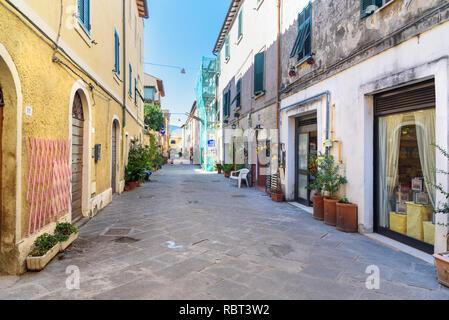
[144,73,165,105]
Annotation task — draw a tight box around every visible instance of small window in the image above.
[254,51,265,95]
[225,35,230,60]
[134,78,137,104]
[238,10,243,39]
[129,63,132,96]
[360,0,391,18]
[290,2,312,62]
[223,90,231,118]
[114,29,120,76]
[78,0,91,34]
[233,79,242,109]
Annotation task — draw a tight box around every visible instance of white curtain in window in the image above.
[378,113,403,227]
[414,109,436,208]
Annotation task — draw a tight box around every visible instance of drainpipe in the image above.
[122,0,126,128]
[277,0,281,161]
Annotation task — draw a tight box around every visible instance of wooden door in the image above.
[71,92,84,222]
[111,121,117,193]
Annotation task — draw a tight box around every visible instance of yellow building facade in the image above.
[0,0,149,274]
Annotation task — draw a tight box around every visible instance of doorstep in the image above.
[364,233,434,265]
[288,202,313,215]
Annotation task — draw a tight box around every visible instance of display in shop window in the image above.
[411,177,424,192]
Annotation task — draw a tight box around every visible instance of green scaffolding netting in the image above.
[195,57,218,172]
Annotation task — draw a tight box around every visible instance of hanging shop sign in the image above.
[160,125,165,135]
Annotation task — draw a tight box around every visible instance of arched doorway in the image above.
[111,119,120,194]
[71,92,84,222]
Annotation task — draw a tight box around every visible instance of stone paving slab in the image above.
[0,164,448,300]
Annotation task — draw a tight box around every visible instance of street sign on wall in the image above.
[160,125,165,135]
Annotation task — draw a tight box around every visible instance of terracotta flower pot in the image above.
[434,252,449,288]
[324,198,339,226]
[224,172,230,178]
[217,169,222,174]
[136,181,141,187]
[127,181,137,190]
[313,194,325,221]
[336,203,358,233]
[271,192,284,202]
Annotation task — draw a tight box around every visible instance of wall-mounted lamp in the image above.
[254,124,263,130]
[231,123,237,129]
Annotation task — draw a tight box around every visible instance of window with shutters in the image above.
[77,0,91,34]
[233,79,242,110]
[114,29,120,76]
[225,35,230,61]
[134,78,137,105]
[254,51,265,95]
[223,90,231,118]
[290,2,312,63]
[360,0,392,18]
[237,10,243,41]
[129,63,132,96]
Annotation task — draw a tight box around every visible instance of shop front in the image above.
[374,80,436,253]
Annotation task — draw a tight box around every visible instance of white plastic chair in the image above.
[229,169,250,188]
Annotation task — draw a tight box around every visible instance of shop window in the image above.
[376,109,436,250]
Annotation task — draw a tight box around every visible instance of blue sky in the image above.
[143,0,230,127]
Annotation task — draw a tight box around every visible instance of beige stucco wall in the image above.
[0,0,147,274]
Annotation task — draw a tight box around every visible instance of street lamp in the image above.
[144,62,186,74]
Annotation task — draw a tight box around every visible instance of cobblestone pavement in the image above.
[1,164,448,300]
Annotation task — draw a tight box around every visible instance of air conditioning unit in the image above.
[365,5,379,15]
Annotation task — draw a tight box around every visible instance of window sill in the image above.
[113,73,121,85]
[253,91,266,100]
[236,35,243,45]
[295,54,312,68]
[362,0,395,19]
[75,21,92,47]
[256,0,264,11]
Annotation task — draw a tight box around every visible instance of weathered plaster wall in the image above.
[281,0,449,93]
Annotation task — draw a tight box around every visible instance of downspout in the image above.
[122,0,126,128]
[277,0,281,162]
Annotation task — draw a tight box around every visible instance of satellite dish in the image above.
[365,5,379,15]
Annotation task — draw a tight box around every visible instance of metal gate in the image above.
[71,92,84,222]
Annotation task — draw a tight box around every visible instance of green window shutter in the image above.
[85,0,91,32]
[361,0,382,18]
[225,35,230,60]
[254,52,265,95]
[129,63,132,95]
[78,0,84,23]
[238,11,243,38]
[114,29,120,76]
[290,3,312,60]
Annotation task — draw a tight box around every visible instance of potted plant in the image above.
[271,175,284,202]
[55,222,79,251]
[336,198,358,233]
[427,143,449,287]
[223,164,234,178]
[306,153,325,221]
[321,155,347,226]
[26,233,60,271]
[215,163,223,174]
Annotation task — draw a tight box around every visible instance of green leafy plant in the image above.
[339,197,350,204]
[426,143,449,232]
[215,163,223,171]
[30,233,59,257]
[223,164,234,174]
[55,223,78,237]
[144,104,164,131]
[306,153,324,195]
[320,154,347,199]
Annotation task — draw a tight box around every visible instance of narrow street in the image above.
[0,164,448,300]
